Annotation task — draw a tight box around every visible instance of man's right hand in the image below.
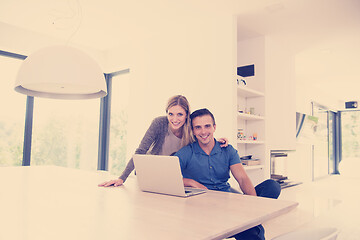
[98,178,124,187]
[183,178,208,190]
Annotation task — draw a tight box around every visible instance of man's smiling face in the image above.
[191,114,216,147]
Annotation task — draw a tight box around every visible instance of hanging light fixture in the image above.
[15,45,107,99]
[15,0,107,99]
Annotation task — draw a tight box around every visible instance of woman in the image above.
[98,95,227,187]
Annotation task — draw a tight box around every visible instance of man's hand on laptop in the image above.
[183,178,208,190]
[98,178,124,187]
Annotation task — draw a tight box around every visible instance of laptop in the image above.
[132,154,207,197]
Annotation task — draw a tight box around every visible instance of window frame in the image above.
[0,49,128,170]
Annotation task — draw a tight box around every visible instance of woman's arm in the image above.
[99,117,166,187]
[98,178,124,187]
[120,117,166,180]
[133,117,165,155]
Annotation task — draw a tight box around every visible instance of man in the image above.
[175,108,281,240]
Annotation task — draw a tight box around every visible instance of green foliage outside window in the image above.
[342,111,360,158]
[31,117,70,167]
[0,121,23,166]
[109,110,128,175]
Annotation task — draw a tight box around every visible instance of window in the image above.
[1,50,128,171]
[340,110,360,176]
[31,98,100,171]
[312,104,330,179]
[311,102,338,178]
[108,72,130,175]
[341,111,360,158]
[0,56,26,166]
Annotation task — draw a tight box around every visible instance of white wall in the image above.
[264,35,297,151]
[295,75,342,115]
[104,3,238,156]
[237,36,265,92]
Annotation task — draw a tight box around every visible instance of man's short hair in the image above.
[190,108,216,127]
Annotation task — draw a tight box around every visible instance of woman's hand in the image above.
[98,178,124,187]
[218,137,229,147]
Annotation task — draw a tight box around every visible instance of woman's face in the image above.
[167,105,187,132]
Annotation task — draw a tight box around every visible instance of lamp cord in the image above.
[66,0,82,45]
[51,0,82,45]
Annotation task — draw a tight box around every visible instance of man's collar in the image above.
[193,139,222,155]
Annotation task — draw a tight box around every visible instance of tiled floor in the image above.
[264,158,360,239]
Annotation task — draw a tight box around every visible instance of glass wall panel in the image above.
[31,98,100,171]
[0,56,26,166]
[108,72,130,175]
[340,110,360,176]
[328,111,336,174]
[312,104,329,179]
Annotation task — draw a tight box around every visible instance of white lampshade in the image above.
[15,45,107,99]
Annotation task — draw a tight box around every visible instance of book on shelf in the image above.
[241,159,261,166]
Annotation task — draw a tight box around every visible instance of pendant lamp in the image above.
[15,45,107,99]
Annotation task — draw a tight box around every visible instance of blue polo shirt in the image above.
[175,139,241,192]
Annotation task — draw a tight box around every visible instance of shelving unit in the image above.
[243,165,264,171]
[237,85,264,98]
[237,140,264,144]
[237,80,266,186]
[238,112,264,120]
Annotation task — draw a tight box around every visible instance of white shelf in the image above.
[237,140,264,144]
[243,165,264,171]
[238,112,265,120]
[237,85,264,98]
[236,70,266,185]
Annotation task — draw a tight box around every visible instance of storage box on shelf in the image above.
[237,82,266,185]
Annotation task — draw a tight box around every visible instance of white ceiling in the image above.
[0,0,137,51]
[1,0,360,104]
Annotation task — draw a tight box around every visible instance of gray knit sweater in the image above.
[119,116,169,182]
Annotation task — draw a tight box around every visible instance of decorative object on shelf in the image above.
[253,133,258,140]
[345,101,358,109]
[237,78,247,86]
[242,159,261,166]
[240,155,252,160]
[237,129,260,142]
[15,45,107,99]
[237,129,244,140]
[237,64,255,77]
[240,155,260,166]
[249,107,255,115]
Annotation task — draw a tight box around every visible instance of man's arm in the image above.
[183,178,208,189]
[230,163,257,196]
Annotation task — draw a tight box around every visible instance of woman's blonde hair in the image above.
[166,95,195,147]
